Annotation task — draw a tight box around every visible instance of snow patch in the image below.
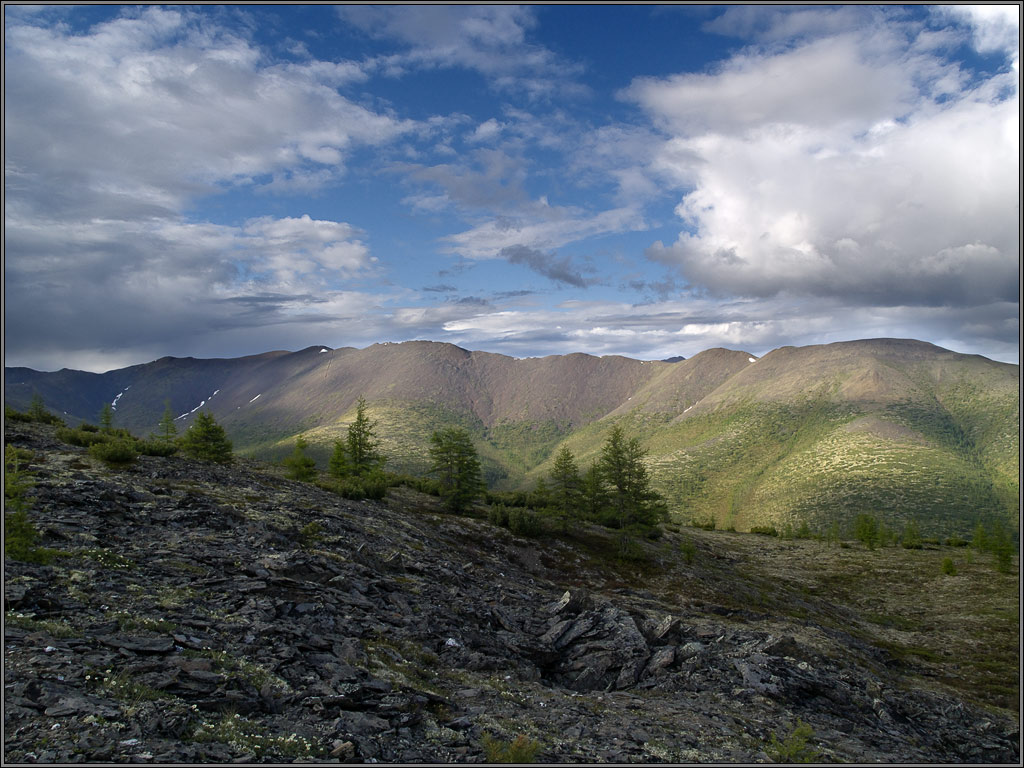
[748,357,756,363]
[110,385,130,410]
[319,348,329,353]
[684,406,692,413]
[249,394,262,403]
[174,389,221,420]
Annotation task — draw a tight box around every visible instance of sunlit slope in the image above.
[642,340,1018,535]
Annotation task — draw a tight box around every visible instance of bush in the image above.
[750,525,779,536]
[57,427,112,447]
[27,394,65,426]
[4,445,57,565]
[320,471,388,500]
[392,474,443,496]
[766,719,821,763]
[5,405,32,423]
[481,734,540,764]
[680,536,697,564]
[283,437,317,482]
[941,557,957,576]
[299,521,325,549]
[134,438,178,457]
[946,536,968,547]
[487,503,510,527]
[89,439,138,466]
[508,508,544,537]
[690,517,716,531]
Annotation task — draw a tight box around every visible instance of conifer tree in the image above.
[156,401,177,442]
[99,402,114,432]
[178,411,233,463]
[429,426,483,513]
[329,397,385,478]
[548,445,582,526]
[283,436,318,481]
[597,425,667,530]
[345,397,384,475]
[580,462,608,521]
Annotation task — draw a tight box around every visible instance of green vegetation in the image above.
[596,425,667,532]
[155,400,177,442]
[853,513,880,550]
[481,733,541,763]
[283,436,317,481]
[547,445,582,531]
[28,394,65,425]
[99,402,114,432]
[88,439,139,466]
[429,426,484,513]
[766,719,821,763]
[330,397,386,477]
[4,445,59,564]
[322,397,388,499]
[178,411,233,463]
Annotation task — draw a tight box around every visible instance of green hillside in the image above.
[5,338,1018,538]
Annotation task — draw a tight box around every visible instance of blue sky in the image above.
[4,4,1019,372]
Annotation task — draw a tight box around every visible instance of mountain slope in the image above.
[5,338,1018,536]
[4,420,1019,763]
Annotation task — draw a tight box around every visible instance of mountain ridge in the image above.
[5,337,1018,536]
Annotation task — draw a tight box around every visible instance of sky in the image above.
[4,3,1020,372]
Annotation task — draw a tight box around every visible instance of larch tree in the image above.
[429,426,483,513]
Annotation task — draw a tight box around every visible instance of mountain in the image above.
[4,419,1019,763]
[5,338,1019,537]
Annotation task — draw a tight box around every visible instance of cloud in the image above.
[936,5,1020,58]
[445,204,647,260]
[499,246,593,288]
[338,5,584,97]
[3,7,413,222]
[623,14,1018,311]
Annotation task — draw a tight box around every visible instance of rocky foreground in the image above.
[4,421,1020,763]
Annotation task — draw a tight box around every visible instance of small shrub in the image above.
[299,521,324,549]
[320,471,388,500]
[481,733,541,764]
[941,557,957,576]
[508,508,543,537]
[4,446,57,564]
[5,510,56,564]
[750,525,779,537]
[5,405,32,423]
[57,427,112,447]
[946,536,968,548]
[283,437,317,481]
[133,438,178,457]
[766,719,821,763]
[690,517,716,531]
[616,532,646,562]
[27,394,65,425]
[680,536,696,564]
[488,503,510,527]
[88,439,138,466]
[80,422,100,433]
